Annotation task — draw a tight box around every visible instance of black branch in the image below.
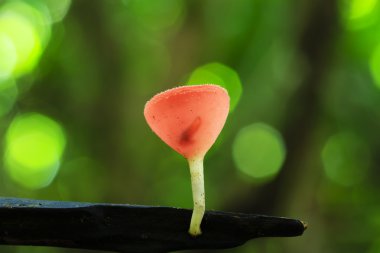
[0,198,306,252]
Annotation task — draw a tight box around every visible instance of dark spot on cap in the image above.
[180,117,201,145]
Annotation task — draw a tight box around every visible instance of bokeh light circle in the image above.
[370,43,380,89]
[187,62,242,112]
[348,0,377,20]
[232,123,286,180]
[340,0,379,29]
[0,33,17,79]
[1,0,52,44]
[4,113,66,189]
[322,132,370,186]
[0,0,52,77]
[42,0,71,23]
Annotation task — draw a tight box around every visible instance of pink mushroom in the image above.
[144,84,230,236]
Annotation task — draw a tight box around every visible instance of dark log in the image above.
[0,198,306,252]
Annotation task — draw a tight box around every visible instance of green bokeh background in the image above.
[1,0,380,252]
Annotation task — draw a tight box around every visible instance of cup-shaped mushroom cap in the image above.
[144,84,230,159]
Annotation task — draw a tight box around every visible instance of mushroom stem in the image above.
[188,157,205,237]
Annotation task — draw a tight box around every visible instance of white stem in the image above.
[188,157,205,237]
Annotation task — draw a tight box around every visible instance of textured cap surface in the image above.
[144,85,230,159]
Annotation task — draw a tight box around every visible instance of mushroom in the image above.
[144,84,230,236]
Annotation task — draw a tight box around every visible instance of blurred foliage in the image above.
[0,0,379,253]
[322,132,371,186]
